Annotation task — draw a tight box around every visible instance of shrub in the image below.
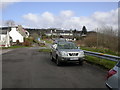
[22,40,31,46]
[12,40,22,46]
[83,34,97,47]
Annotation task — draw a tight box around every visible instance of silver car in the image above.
[53,38,66,44]
[50,41,85,66]
[106,61,120,89]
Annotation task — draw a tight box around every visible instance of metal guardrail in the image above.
[83,50,120,62]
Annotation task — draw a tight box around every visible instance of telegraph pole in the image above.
[97,28,98,48]
[51,30,53,39]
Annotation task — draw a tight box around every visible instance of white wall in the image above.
[46,33,73,36]
[0,34,7,45]
[9,27,24,43]
[0,34,6,41]
[0,33,11,47]
[60,33,73,36]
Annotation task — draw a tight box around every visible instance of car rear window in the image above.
[116,61,120,67]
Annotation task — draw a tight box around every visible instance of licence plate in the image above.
[70,57,78,60]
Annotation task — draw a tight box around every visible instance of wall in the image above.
[9,27,24,43]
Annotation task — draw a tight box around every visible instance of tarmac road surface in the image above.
[2,47,107,88]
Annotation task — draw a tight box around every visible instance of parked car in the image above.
[53,38,66,44]
[105,61,120,89]
[50,41,85,66]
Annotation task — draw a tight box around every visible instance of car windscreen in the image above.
[57,42,78,49]
[116,61,120,67]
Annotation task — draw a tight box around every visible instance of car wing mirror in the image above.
[52,44,57,50]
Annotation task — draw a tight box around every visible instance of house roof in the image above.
[0,26,29,37]
[17,25,28,37]
[0,27,11,34]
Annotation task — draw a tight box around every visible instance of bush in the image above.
[76,26,118,54]
[22,40,31,46]
[83,34,97,47]
[16,40,20,45]
[12,40,22,46]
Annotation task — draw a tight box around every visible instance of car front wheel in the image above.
[56,57,61,66]
[79,61,83,65]
[50,53,54,61]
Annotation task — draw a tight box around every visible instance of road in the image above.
[0,49,13,55]
[2,47,107,88]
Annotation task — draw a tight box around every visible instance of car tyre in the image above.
[50,53,54,61]
[79,61,83,65]
[56,57,61,66]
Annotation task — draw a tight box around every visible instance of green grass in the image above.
[42,39,52,44]
[80,46,119,56]
[85,55,117,70]
[39,49,51,52]
[39,44,46,47]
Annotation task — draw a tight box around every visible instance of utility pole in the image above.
[97,28,98,48]
[51,30,53,39]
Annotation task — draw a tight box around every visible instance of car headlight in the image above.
[60,51,68,56]
[79,51,85,56]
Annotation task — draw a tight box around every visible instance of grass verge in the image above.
[42,39,52,44]
[85,55,117,70]
[39,49,51,53]
[80,46,119,56]
[39,44,46,47]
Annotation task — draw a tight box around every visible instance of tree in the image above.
[81,26,87,35]
[5,20,15,27]
[73,29,77,38]
[31,32,39,40]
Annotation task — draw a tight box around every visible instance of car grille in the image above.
[69,53,78,56]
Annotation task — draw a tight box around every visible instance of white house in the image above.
[0,25,29,47]
[9,25,29,43]
[9,27,24,43]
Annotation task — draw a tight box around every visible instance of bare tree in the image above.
[96,26,118,52]
[81,26,118,53]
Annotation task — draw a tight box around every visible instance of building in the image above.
[9,25,29,43]
[0,28,11,47]
[45,30,74,36]
[0,25,29,47]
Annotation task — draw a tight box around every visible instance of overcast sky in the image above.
[1,1,119,31]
